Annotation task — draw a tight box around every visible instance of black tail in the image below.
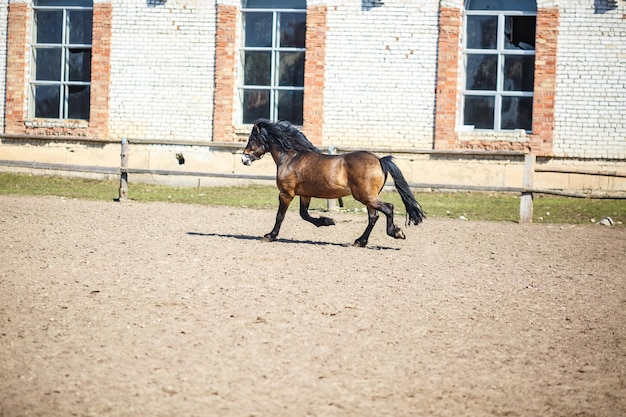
[380,156,425,226]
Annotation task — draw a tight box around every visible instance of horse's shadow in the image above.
[187,232,399,251]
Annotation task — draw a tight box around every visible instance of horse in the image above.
[241,119,425,247]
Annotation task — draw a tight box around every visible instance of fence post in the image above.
[519,153,535,224]
[118,138,129,201]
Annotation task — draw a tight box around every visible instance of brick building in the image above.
[0,0,625,188]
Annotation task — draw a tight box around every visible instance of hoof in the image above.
[393,229,406,240]
[261,234,276,242]
[314,217,336,227]
[321,217,336,226]
[353,239,367,247]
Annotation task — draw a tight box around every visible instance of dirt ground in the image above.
[1,195,625,417]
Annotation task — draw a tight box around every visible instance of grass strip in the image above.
[1,173,623,225]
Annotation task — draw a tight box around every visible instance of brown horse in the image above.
[241,119,425,247]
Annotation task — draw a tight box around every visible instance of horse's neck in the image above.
[268,142,292,166]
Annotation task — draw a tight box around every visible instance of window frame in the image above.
[30,2,93,120]
[239,5,306,125]
[461,8,536,132]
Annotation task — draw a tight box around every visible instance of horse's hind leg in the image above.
[354,206,379,247]
[299,196,336,227]
[361,199,404,241]
[263,193,293,242]
[376,199,405,239]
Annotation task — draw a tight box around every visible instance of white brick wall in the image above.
[323,0,439,149]
[108,0,216,142]
[553,0,626,158]
[1,0,625,160]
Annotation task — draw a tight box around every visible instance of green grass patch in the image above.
[0,173,623,225]
[0,173,119,201]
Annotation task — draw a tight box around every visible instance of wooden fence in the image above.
[2,137,625,224]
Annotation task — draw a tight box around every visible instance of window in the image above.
[31,0,93,120]
[240,0,306,125]
[462,0,536,132]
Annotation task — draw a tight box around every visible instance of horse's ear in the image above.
[254,124,261,135]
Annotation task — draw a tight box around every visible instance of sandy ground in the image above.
[0,195,625,417]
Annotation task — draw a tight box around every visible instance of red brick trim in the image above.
[212,4,238,143]
[530,8,559,156]
[301,5,326,145]
[4,3,111,139]
[5,3,29,134]
[212,4,326,144]
[89,3,112,139]
[434,5,558,155]
[434,6,461,150]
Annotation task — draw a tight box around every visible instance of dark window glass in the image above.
[68,48,91,82]
[466,0,536,11]
[279,52,304,86]
[32,3,93,120]
[466,15,497,49]
[279,12,306,48]
[501,97,533,130]
[35,0,93,6]
[244,51,271,85]
[68,10,93,44]
[35,48,62,81]
[36,10,63,44]
[466,54,497,90]
[464,3,535,132]
[464,96,495,129]
[35,85,60,118]
[243,89,270,123]
[503,55,534,92]
[245,13,272,47]
[505,16,536,50]
[68,85,90,119]
[244,0,305,8]
[241,4,305,124]
[277,90,303,125]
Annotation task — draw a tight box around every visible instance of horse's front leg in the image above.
[263,193,293,242]
[299,196,335,227]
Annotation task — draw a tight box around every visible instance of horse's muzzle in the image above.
[241,153,253,166]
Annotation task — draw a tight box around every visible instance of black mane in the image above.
[253,119,321,153]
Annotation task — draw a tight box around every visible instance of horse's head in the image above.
[241,122,268,166]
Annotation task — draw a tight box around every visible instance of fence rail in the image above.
[534,166,626,178]
[0,159,120,175]
[2,138,625,224]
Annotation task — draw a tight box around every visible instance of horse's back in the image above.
[343,151,384,178]
[341,151,387,199]
[342,151,380,166]
[279,150,385,199]
[321,151,383,186]
[283,151,350,198]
